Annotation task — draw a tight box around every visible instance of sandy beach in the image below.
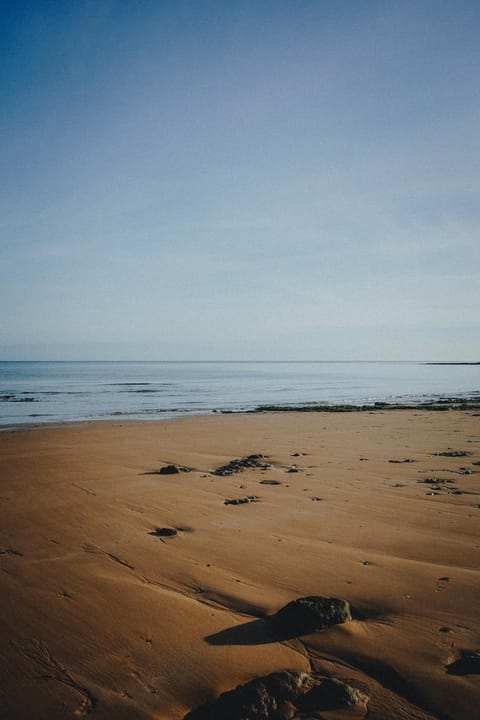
[0,410,479,719]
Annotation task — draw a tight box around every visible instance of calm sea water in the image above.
[0,361,479,427]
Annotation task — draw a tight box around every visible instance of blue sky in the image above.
[1,0,479,360]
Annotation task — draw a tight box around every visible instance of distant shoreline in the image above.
[425,361,480,365]
[2,397,480,433]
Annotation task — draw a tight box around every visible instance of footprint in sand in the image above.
[0,547,23,556]
[438,626,455,649]
[436,576,450,592]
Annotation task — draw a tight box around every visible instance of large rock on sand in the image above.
[183,671,368,720]
[272,596,352,636]
[184,671,308,720]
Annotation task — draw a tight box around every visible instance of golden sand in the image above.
[0,411,479,719]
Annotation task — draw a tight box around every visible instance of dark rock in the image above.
[419,477,455,484]
[183,671,309,720]
[259,479,282,485]
[446,651,480,675]
[150,527,178,537]
[159,465,181,474]
[434,451,470,457]
[183,671,367,720]
[272,596,351,636]
[214,455,270,476]
[389,458,414,463]
[224,496,258,505]
[286,465,301,473]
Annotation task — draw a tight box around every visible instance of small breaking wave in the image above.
[107,382,154,386]
[0,394,37,403]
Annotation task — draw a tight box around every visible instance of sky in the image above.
[1,0,479,361]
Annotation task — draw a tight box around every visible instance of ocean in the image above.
[0,361,478,428]
[0,362,480,426]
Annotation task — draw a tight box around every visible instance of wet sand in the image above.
[0,410,479,719]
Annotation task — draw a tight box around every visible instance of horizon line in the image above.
[0,359,478,364]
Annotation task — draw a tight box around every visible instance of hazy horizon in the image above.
[2,1,479,362]
[0,355,477,364]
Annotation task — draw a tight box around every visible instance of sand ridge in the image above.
[0,411,479,719]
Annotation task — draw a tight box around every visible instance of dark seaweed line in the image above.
[248,398,480,414]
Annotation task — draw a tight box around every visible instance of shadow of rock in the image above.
[205,616,349,646]
[149,527,178,537]
[446,651,480,675]
[206,619,276,646]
